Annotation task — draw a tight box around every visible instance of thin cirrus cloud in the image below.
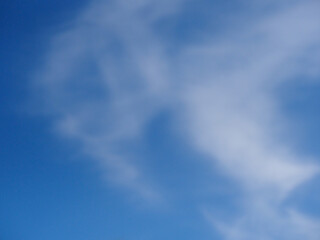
[34,0,320,239]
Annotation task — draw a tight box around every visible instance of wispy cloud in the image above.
[180,0,320,195]
[34,0,320,238]
[205,203,320,240]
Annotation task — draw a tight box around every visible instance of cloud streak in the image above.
[34,0,320,238]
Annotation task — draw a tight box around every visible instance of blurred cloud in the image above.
[205,203,320,240]
[34,0,320,238]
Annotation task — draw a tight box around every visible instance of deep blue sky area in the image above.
[1,1,320,240]
[0,3,216,239]
[0,0,88,110]
[0,1,130,240]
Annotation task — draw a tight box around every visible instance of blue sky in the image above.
[1,0,320,239]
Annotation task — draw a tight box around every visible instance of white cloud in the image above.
[34,0,181,202]
[205,203,320,240]
[34,0,320,238]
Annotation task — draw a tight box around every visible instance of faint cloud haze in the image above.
[34,0,320,238]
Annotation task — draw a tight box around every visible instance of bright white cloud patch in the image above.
[34,0,320,238]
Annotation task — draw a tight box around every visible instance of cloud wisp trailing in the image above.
[34,0,320,238]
